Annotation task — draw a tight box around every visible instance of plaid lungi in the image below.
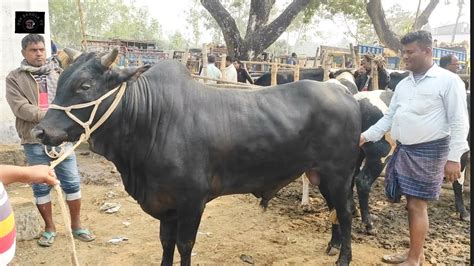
[385,136,450,202]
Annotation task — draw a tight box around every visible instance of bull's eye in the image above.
[80,83,91,90]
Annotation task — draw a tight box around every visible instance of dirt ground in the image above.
[6,147,471,265]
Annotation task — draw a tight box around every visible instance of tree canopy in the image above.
[49,0,163,49]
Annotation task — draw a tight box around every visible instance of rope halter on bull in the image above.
[46,82,126,163]
[43,48,124,163]
[40,49,125,266]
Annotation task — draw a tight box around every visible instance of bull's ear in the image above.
[116,64,151,82]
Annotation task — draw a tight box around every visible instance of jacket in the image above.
[5,67,61,144]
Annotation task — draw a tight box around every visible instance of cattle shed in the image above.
[0,0,52,144]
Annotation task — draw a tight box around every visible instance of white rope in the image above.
[45,82,127,266]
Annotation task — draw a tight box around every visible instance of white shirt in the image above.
[362,64,469,162]
[222,64,237,83]
[200,63,222,84]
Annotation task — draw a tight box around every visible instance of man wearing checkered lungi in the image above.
[360,30,469,265]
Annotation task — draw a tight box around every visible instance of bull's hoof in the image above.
[352,208,360,218]
[460,211,470,222]
[325,243,340,256]
[335,259,350,266]
[365,224,377,235]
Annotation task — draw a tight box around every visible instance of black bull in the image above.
[35,50,361,265]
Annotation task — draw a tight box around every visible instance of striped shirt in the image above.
[0,182,16,265]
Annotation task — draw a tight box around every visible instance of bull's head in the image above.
[33,48,150,146]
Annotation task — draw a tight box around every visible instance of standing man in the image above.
[360,31,469,265]
[200,54,222,84]
[233,59,254,84]
[222,56,237,83]
[5,34,95,247]
[440,53,470,221]
[354,54,390,91]
[287,52,298,65]
[439,54,460,74]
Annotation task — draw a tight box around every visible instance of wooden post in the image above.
[350,43,356,68]
[271,59,278,86]
[76,0,87,51]
[313,47,320,67]
[201,44,208,83]
[220,53,226,71]
[183,51,189,65]
[331,55,336,68]
[322,51,330,81]
[355,48,361,69]
[371,61,379,90]
[342,55,346,68]
[294,64,300,81]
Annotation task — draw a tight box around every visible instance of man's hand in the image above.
[444,161,461,182]
[359,134,366,147]
[25,165,59,186]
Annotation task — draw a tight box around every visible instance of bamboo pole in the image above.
[294,64,300,81]
[201,44,208,82]
[322,51,330,81]
[220,53,226,71]
[76,0,87,51]
[240,60,297,69]
[350,43,356,68]
[191,74,261,88]
[313,47,320,67]
[271,59,279,86]
[355,47,361,69]
[371,60,379,90]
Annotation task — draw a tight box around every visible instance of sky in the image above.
[132,0,470,50]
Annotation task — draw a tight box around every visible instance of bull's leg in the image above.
[160,217,178,266]
[453,152,470,221]
[331,179,353,266]
[355,158,384,235]
[351,154,366,217]
[356,141,391,235]
[318,182,341,256]
[453,180,469,221]
[176,200,205,266]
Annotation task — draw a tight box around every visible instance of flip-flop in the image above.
[72,228,96,242]
[37,231,56,247]
[382,252,407,264]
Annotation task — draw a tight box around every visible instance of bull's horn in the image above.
[63,47,82,61]
[101,48,118,68]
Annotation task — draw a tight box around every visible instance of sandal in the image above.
[37,231,56,247]
[382,252,407,264]
[72,228,96,242]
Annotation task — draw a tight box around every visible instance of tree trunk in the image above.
[366,0,403,52]
[367,0,440,53]
[201,0,316,60]
[412,0,439,30]
[451,0,464,43]
[412,0,422,30]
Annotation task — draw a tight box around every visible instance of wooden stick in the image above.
[294,65,300,81]
[271,61,279,86]
[191,74,261,88]
[371,61,379,90]
[313,47,320,67]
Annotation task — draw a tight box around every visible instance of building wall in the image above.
[433,22,470,35]
[0,0,51,144]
